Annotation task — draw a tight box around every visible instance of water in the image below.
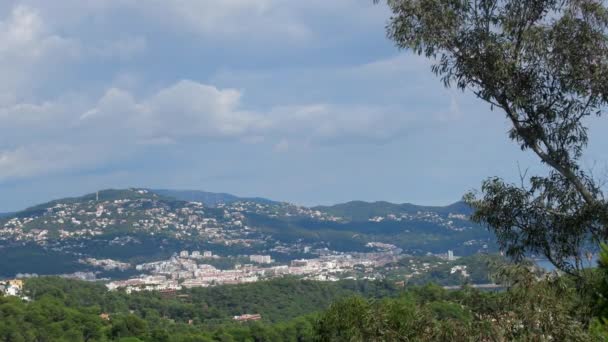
[535,255,599,272]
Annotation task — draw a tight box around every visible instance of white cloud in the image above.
[79,81,265,142]
[0,2,440,182]
[145,0,311,39]
[5,0,390,47]
[79,80,422,144]
[0,78,428,181]
[8,0,314,41]
[0,4,144,99]
[0,5,79,95]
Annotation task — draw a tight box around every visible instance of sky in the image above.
[1,0,607,212]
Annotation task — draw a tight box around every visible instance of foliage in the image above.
[589,243,608,339]
[23,277,400,325]
[1,271,606,341]
[387,253,507,285]
[317,265,593,341]
[153,189,277,207]
[376,0,608,274]
[249,212,494,255]
[0,243,84,277]
[5,276,391,341]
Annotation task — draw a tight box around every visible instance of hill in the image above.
[1,268,589,342]
[0,188,494,277]
[13,188,170,219]
[313,200,472,222]
[153,189,278,207]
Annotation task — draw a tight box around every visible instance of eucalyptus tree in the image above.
[375,0,608,274]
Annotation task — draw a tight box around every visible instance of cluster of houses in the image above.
[368,211,473,231]
[0,279,29,300]
[105,249,402,293]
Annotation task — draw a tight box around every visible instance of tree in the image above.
[110,314,148,340]
[590,243,608,338]
[375,0,608,274]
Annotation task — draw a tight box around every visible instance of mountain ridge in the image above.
[13,188,170,219]
[0,188,493,277]
[313,200,471,222]
[152,189,278,207]
[3,188,469,216]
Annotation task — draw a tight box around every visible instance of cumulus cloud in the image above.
[144,0,311,39]
[79,80,421,144]
[0,5,79,95]
[0,1,436,183]
[7,0,314,42]
[79,81,265,142]
[0,5,75,59]
[0,4,146,98]
[0,79,427,181]
[5,0,389,46]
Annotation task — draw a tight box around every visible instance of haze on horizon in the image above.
[1,0,607,212]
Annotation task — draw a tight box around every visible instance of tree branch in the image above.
[499,98,597,205]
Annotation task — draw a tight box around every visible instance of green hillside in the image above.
[314,200,473,221]
[153,189,278,207]
[0,189,495,278]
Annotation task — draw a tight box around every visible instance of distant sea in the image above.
[535,255,599,272]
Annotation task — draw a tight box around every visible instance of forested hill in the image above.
[0,188,488,255]
[0,188,494,277]
[13,189,173,219]
[1,270,594,341]
[313,200,472,222]
[153,189,278,207]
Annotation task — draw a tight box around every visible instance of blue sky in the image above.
[1,0,606,211]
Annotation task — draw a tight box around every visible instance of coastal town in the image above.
[0,245,493,300]
[0,189,493,291]
[105,247,404,293]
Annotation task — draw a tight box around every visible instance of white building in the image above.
[249,255,272,264]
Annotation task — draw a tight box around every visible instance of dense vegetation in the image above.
[0,243,85,277]
[24,277,400,324]
[3,262,608,341]
[247,213,493,256]
[386,254,506,286]
[3,0,608,339]
[376,0,608,274]
[0,277,400,341]
[153,190,277,207]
